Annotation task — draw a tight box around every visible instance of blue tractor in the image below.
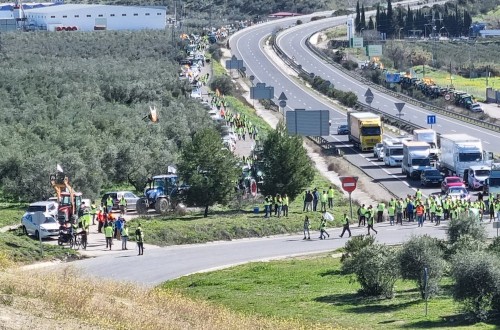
[136,173,188,215]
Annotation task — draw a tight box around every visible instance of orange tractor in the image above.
[50,173,82,224]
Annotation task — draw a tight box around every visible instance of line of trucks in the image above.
[346,111,500,196]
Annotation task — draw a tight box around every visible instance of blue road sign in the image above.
[427,115,436,125]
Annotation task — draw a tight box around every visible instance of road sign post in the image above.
[394,102,405,135]
[340,176,358,221]
[364,88,374,111]
[427,115,436,129]
[278,92,287,117]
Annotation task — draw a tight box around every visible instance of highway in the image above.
[229,13,500,199]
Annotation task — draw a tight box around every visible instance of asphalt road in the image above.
[72,220,500,286]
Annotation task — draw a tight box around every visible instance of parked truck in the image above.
[466,165,491,190]
[438,134,487,178]
[402,141,432,178]
[347,111,383,151]
[413,129,439,160]
[484,164,500,197]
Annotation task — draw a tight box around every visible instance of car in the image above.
[190,88,202,99]
[441,176,465,193]
[445,186,471,201]
[101,191,140,211]
[420,168,444,187]
[22,212,59,239]
[337,124,349,135]
[373,143,384,160]
[470,103,483,113]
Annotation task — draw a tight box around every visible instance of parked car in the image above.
[420,168,444,187]
[470,103,484,113]
[101,191,140,211]
[24,201,58,219]
[441,176,465,193]
[337,124,349,135]
[22,212,59,239]
[445,187,471,201]
[373,143,384,160]
[190,88,202,99]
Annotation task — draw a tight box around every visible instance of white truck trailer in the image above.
[402,141,432,179]
[438,134,485,178]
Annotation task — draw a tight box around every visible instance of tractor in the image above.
[136,172,189,215]
[50,173,82,224]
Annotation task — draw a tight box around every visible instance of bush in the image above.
[208,44,222,62]
[451,251,500,321]
[447,215,487,246]
[341,60,358,71]
[341,234,375,264]
[489,237,500,255]
[342,244,399,298]
[296,20,303,25]
[209,75,234,96]
[399,235,446,299]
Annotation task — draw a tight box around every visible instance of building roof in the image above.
[25,4,165,14]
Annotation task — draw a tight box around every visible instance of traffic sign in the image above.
[250,82,274,100]
[427,115,436,125]
[279,100,287,108]
[364,88,374,98]
[395,102,405,113]
[364,88,374,105]
[225,55,244,70]
[340,176,358,193]
[278,92,288,101]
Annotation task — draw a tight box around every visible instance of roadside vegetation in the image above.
[164,216,500,328]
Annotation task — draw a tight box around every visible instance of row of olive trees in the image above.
[341,216,500,321]
[0,30,212,201]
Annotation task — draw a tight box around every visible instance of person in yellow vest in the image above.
[263,195,271,218]
[415,188,422,201]
[106,196,114,214]
[367,205,378,235]
[327,186,335,209]
[303,216,311,240]
[435,204,443,226]
[136,223,144,256]
[358,204,367,227]
[387,203,395,226]
[339,213,351,238]
[104,223,114,250]
[320,190,328,212]
[119,195,127,215]
[376,201,385,223]
[90,202,97,225]
[282,194,289,217]
[121,223,129,250]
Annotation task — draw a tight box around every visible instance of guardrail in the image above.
[304,37,500,133]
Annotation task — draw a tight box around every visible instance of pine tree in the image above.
[376,4,381,32]
[361,5,366,30]
[386,0,395,37]
[368,16,375,30]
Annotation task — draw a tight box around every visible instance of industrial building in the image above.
[0,3,167,31]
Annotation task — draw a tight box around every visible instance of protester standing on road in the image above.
[119,195,127,215]
[264,195,271,218]
[136,223,144,256]
[303,216,311,240]
[396,199,404,225]
[106,196,114,214]
[358,204,366,227]
[282,194,289,217]
[312,188,319,212]
[320,190,328,212]
[416,203,425,227]
[376,201,385,223]
[339,213,351,238]
[121,223,129,250]
[367,205,378,235]
[115,216,123,240]
[388,202,395,226]
[274,193,282,217]
[90,202,97,225]
[104,223,114,250]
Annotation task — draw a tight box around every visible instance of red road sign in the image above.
[340,176,358,193]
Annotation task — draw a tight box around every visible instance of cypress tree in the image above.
[355,0,361,32]
[361,4,366,30]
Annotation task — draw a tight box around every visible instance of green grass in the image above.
[0,203,26,228]
[163,256,498,329]
[0,231,77,264]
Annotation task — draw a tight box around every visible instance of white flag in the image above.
[56,164,64,173]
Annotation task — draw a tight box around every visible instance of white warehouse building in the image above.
[24,4,166,31]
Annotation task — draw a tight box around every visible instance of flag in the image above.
[56,164,64,173]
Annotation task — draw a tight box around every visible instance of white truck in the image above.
[383,139,404,167]
[439,134,487,178]
[402,141,432,179]
[466,165,491,190]
[413,129,439,160]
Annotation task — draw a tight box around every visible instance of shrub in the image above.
[341,60,358,71]
[209,75,234,96]
[399,235,446,299]
[451,251,500,321]
[488,236,500,255]
[340,234,375,264]
[447,215,486,246]
[343,243,399,298]
[296,20,303,25]
[208,44,222,62]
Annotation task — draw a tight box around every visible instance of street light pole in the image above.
[399,27,404,40]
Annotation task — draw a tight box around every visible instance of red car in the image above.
[441,176,465,194]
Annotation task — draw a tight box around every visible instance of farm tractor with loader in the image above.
[50,172,82,224]
[136,170,189,215]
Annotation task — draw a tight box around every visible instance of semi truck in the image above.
[402,141,431,178]
[438,134,487,178]
[347,111,383,151]
[412,129,439,160]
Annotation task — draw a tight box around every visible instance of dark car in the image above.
[420,169,444,187]
[337,124,349,135]
[101,191,140,211]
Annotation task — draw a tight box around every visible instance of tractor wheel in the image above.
[136,198,148,215]
[155,198,170,215]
